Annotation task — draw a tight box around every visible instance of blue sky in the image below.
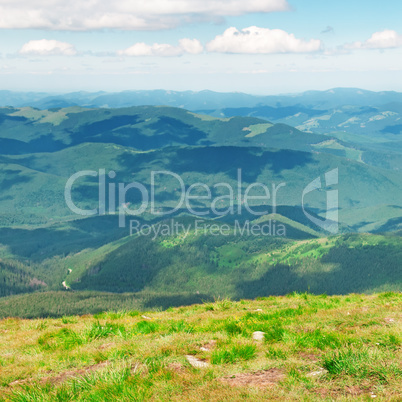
[0,0,401,94]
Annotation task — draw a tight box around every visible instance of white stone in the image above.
[252,331,265,341]
[185,355,209,368]
[307,368,328,377]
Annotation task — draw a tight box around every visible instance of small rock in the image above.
[185,355,209,368]
[141,315,152,320]
[255,309,263,312]
[252,331,265,341]
[307,368,328,377]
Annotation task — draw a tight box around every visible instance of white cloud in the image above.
[0,0,289,31]
[118,39,203,57]
[206,26,322,54]
[19,39,77,56]
[118,43,182,57]
[179,38,203,55]
[346,30,402,50]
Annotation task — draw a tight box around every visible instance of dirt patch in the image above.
[345,385,365,396]
[9,362,109,387]
[8,378,30,386]
[43,362,109,385]
[130,362,148,376]
[298,352,320,362]
[313,388,330,398]
[219,368,285,388]
[313,386,367,399]
[200,340,217,351]
[168,362,185,373]
[99,342,115,350]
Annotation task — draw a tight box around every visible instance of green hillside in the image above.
[67,228,402,296]
[0,220,400,317]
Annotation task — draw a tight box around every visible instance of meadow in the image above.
[0,292,400,401]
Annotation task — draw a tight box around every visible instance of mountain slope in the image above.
[64,219,401,297]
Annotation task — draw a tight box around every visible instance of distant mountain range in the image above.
[2,87,402,110]
[1,88,401,171]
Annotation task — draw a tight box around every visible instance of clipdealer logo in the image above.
[64,168,339,235]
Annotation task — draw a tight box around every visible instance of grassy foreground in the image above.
[0,293,400,401]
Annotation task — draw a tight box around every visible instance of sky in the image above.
[0,0,401,94]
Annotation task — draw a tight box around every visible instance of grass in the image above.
[211,344,257,364]
[322,347,401,382]
[0,292,400,401]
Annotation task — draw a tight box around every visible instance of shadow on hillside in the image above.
[143,293,213,309]
[0,169,33,191]
[0,113,211,154]
[374,214,402,233]
[0,215,131,260]
[117,146,316,187]
[70,115,209,150]
[381,124,402,135]
[236,241,401,297]
[167,147,316,178]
